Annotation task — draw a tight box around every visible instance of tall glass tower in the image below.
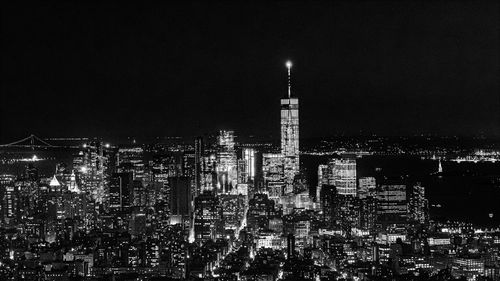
[280,61,299,193]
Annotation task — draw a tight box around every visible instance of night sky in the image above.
[1,1,499,142]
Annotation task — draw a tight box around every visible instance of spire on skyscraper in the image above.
[286,61,292,98]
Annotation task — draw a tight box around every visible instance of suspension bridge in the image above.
[0,134,58,148]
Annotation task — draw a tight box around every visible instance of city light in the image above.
[0,4,497,279]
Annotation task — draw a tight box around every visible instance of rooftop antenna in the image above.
[286,60,292,98]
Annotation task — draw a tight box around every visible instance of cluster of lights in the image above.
[82,143,110,148]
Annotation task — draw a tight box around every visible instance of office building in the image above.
[169,176,191,217]
[216,130,238,193]
[377,183,407,223]
[194,191,220,244]
[281,61,299,193]
[333,158,357,196]
[358,177,376,199]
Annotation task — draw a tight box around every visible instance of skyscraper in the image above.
[75,140,111,203]
[408,183,428,224]
[333,158,357,197]
[281,61,299,193]
[358,177,376,199]
[194,191,220,244]
[377,183,407,223]
[169,176,191,217]
[216,130,237,193]
[0,174,17,224]
[194,136,204,196]
[263,153,285,203]
[242,148,256,182]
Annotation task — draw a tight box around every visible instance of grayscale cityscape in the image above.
[1,1,499,281]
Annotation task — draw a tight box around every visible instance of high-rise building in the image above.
[316,164,329,200]
[161,225,188,278]
[181,152,196,199]
[169,176,191,217]
[194,191,220,244]
[320,184,337,226]
[262,153,285,203]
[408,183,428,224]
[220,194,245,233]
[216,130,237,193]
[281,61,299,193]
[201,154,217,192]
[0,174,17,225]
[194,136,204,196]
[358,177,376,199]
[117,146,145,181]
[242,148,256,181]
[360,197,378,231]
[247,193,276,233]
[333,158,357,196]
[318,157,357,197]
[336,195,361,233]
[129,210,146,237]
[377,183,407,223]
[24,164,38,182]
[74,139,113,205]
[151,153,183,180]
[131,180,146,208]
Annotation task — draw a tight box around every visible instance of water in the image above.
[0,147,78,177]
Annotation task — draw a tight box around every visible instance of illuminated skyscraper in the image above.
[220,194,245,232]
[358,177,376,199]
[194,136,204,196]
[198,154,217,192]
[377,183,407,223]
[0,174,17,224]
[242,148,256,182]
[194,191,220,244]
[216,130,237,193]
[316,164,329,200]
[333,158,357,196]
[281,61,299,193]
[75,140,111,204]
[263,153,285,204]
[109,172,132,213]
[117,146,145,181]
[408,183,428,224]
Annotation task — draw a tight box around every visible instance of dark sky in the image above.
[1,1,499,142]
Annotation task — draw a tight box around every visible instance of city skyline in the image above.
[1,1,499,143]
[0,2,499,280]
